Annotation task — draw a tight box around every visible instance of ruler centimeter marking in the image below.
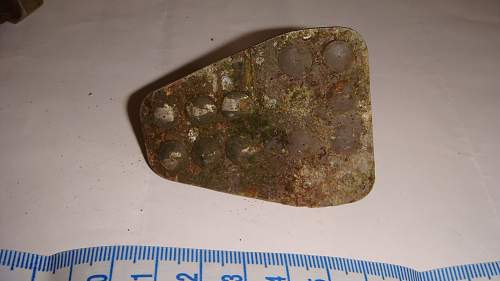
[0,246,499,281]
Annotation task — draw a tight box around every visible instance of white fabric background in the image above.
[1,0,499,270]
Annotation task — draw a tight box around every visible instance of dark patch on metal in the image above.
[140,27,375,207]
[278,45,313,78]
[192,137,224,167]
[158,141,188,171]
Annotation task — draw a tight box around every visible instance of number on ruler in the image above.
[221,274,243,281]
[176,272,199,281]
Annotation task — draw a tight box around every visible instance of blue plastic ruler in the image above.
[0,246,498,281]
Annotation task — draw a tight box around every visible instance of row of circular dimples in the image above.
[278,40,354,78]
[158,121,362,172]
[153,92,252,126]
[158,136,257,171]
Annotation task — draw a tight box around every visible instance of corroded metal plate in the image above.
[140,27,374,207]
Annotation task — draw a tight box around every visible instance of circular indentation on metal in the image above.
[331,126,359,153]
[287,130,322,156]
[222,92,252,119]
[186,96,217,124]
[192,137,223,167]
[331,116,362,153]
[264,128,287,153]
[323,41,354,73]
[158,141,188,171]
[329,81,355,113]
[226,136,260,164]
[278,45,313,78]
[153,103,176,125]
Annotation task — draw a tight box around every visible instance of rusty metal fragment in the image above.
[140,27,374,207]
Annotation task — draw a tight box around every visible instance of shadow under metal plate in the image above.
[140,27,374,207]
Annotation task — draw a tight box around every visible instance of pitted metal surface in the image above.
[140,27,374,207]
